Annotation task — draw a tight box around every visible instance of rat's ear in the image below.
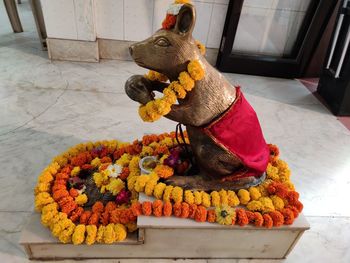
[174,4,196,36]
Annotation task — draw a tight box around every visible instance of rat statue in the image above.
[125,3,269,191]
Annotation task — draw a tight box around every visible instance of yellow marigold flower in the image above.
[35,182,50,195]
[145,179,158,196]
[194,191,202,205]
[58,223,75,244]
[259,197,275,213]
[49,212,67,231]
[270,195,284,210]
[71,166,80,177]
[75,194,88,206]
[210,191,220,207]
[266,163,279,181]
[85,225,97,245]
[145,101,163,121]
[184,190,194,204]
[153,182,167,199]
[91,157,101,168]
[201,191,211,208]
[93,172,108,188]
[247,200,263,211]
[227,190,240,206]
[127,176,138,191]
[171,186,183,203]
[134,175,150,192]
[283,181,295,191]
[85,141,94,151]
[114,224,127,241]
[42,202,58,214]
[275,159,289,170]
[237,189,250,205]
[116,153,132,167]
[145,70,168,82]
[41,211,57,227]
[169,81,186,99]
[159,137,173,147]
[139,105,154,122]
[129,156,140,171]
[96,225,105,243]
[152,98,172,115]
[216,205,235,225]
[163,89,177,104]
[249,187,261,201]
[72,224,86,245]
[35,192,54,212]
[52,218,71,237]
[140,146,154,157]
[104,224,116,244]
[188,60,205,81]
[179,72,195,91]
[38,171,54,184]
[106,178,125,195]
[163,185,174,202]
[219,190,228,205]
[125,222,138,233]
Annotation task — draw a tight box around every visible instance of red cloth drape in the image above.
[203,87,269,178]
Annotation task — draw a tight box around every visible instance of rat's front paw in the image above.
[125,75,154,105]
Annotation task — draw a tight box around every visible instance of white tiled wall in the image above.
[41,0,229,48]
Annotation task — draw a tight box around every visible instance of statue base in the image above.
[20,194,309,260]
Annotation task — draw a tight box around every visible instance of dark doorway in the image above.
[216,0,339,78]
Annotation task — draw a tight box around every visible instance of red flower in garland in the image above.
[162,14,177,30]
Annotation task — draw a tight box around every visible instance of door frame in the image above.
[216,0,339,78]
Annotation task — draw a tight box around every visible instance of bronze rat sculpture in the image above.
[125,3,269,191]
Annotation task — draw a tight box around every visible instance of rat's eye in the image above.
[155,38,170,47]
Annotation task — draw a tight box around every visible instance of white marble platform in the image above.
[1,1,350,262]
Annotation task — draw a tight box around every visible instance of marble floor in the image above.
[1,1,350,263]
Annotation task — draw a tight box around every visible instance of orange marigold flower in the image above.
[105,201,117,212]
[163,201,172,217]
[58,196,73,207]
[88,212,100,226]
[269,211,284,227]
[53,189,69,201]
[80,211,92,225]
[236,209,249,226]
[253,212,264,227]
[69,188,79,198]
[142,134,159,146]
[142,201,152,216]
[173,202,182,217]
[207,210,216,223]
[119,167,130,180]
[245,211,255,223]
[100,156,112,163]
[286,205,299,218]
[194,206,207,222]
[162,14,177,30]
[281,208,295,225]
[113,148,126,160]
[286,191,300,205]
[92,201,104,214]
[61,165,73,174]
[267,182,288,198]
[81,164,93,170]
[55,172,69,181]
[154,145,170,156]
[109,209,122,224]
[70,207,84,222]
[153,200,163,217]
[189,204,197,219]
[263,214,273,228]
[294,200,304,213]
[154,165,174,179]
[268,144,280,162]
[61,201,77,216]
[100,211,110,226]
[181,202,190,218]
[131,202,142,217]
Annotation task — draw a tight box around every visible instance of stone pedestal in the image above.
[20,194,309,260]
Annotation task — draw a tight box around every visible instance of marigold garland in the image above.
[34,132,303,245]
